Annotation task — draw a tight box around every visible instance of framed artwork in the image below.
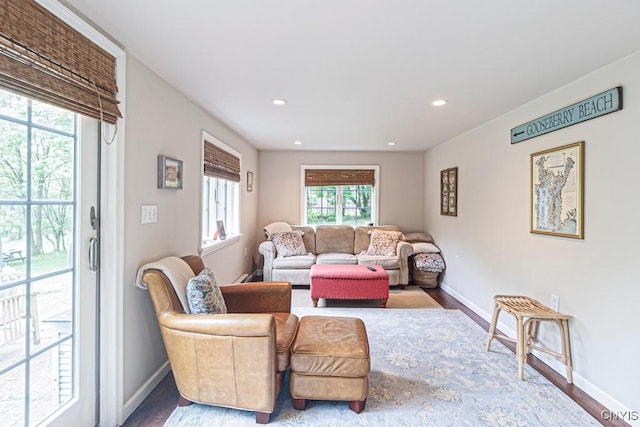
[157,155,183,189]
[530,141,584,239]
[440,167,458,216]
[216,220,226,240]
[247,171,254,192]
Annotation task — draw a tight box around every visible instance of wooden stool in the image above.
[486,295,573,383]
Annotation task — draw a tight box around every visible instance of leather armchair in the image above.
[142,255,299,424]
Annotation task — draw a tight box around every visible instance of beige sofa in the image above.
[259,225,412,286]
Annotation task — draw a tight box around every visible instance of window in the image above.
[301,166,379,226]
[201,133,241,252]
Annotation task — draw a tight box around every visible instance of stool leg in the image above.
[516,315,525,381]
[486,304,501,351]
[560,319,573,384]
[311,298,319,308]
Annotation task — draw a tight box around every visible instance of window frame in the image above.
[200,132,242,254]
[300,165,380,226]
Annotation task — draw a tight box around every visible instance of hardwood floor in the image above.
[122,287,628,427]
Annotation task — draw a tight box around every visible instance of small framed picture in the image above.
[158,155,183,189]
[247,171,254,192]
[440,167,458,216]
[216,220,226,240]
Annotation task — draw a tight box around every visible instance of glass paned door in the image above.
[0,89,97,426]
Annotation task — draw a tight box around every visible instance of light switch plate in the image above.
[141,205,157,224]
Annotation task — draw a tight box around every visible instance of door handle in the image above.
[89,237,99,271]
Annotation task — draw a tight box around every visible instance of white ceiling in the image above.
[66,0,640,151]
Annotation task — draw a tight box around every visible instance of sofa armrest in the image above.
[221,282,292,313]
[396,241,413,285]
[258,241,276,281]
[158,311,275,337]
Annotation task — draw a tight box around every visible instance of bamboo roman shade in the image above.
[305,169,375,186]
[203,140,241,182]
[0,0,121,123]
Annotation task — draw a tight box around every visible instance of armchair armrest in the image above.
[221,282,292,313]
[158,311,275,337]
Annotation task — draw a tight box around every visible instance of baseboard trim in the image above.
[247,270,260,282]
[440,283,635,420]
[122,361,171,422]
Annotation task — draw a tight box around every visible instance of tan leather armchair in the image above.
[142,255,299,424]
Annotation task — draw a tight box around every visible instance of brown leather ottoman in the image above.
[290,316,370,413]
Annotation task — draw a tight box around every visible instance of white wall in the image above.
[122,56,259,411]
[424,52,640,416]
[257,150,424,241]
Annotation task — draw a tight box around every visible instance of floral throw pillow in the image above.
[271,230,307,258]
[186,267,227,314]
[366,230,403,256]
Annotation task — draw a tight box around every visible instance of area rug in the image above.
[164,308,597,426]
[291,285,442,309]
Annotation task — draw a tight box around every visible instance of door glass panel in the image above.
[30,273,72,355]
[0,205,26,282]
[30,342,73,426]
[0,89,27,120]
[30,129,74,201]
[0,363,26,426]
[0,120,27,200]
[30,206,73,277]
[30,100,75,134]
[0,283,28,372]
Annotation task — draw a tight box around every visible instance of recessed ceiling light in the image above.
[272,99,287,106]
[294,140,302,145]
[387,142,397,146]
[432,99,448,107]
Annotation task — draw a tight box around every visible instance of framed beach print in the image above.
[530,141,584,239]
[440,167,458,216]
[158,155,183,189]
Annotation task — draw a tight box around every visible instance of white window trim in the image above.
[300,164,380,225]
[199,131,242,254]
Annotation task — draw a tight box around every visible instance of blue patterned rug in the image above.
[164,308,597,426]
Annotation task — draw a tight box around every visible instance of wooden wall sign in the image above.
[511,86,622,144]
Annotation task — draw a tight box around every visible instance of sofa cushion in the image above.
[316,252,358,265]
[292,225,316,254]
[186,268,227,314]
[316,225,354,254]
[366,230,403,256]
[357,254,401,269]
[272,230,308,257]
[264,221,293,239]
[272,253,317,269]
[354,225,400,254]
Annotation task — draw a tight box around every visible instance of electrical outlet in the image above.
[551,294,559,311]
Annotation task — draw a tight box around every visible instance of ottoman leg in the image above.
[312,298,319,307]
[380,298,388,308]
[293,398,307,410]
[349,399,366,414]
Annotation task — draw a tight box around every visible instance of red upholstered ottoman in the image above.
[310,264,389,308]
